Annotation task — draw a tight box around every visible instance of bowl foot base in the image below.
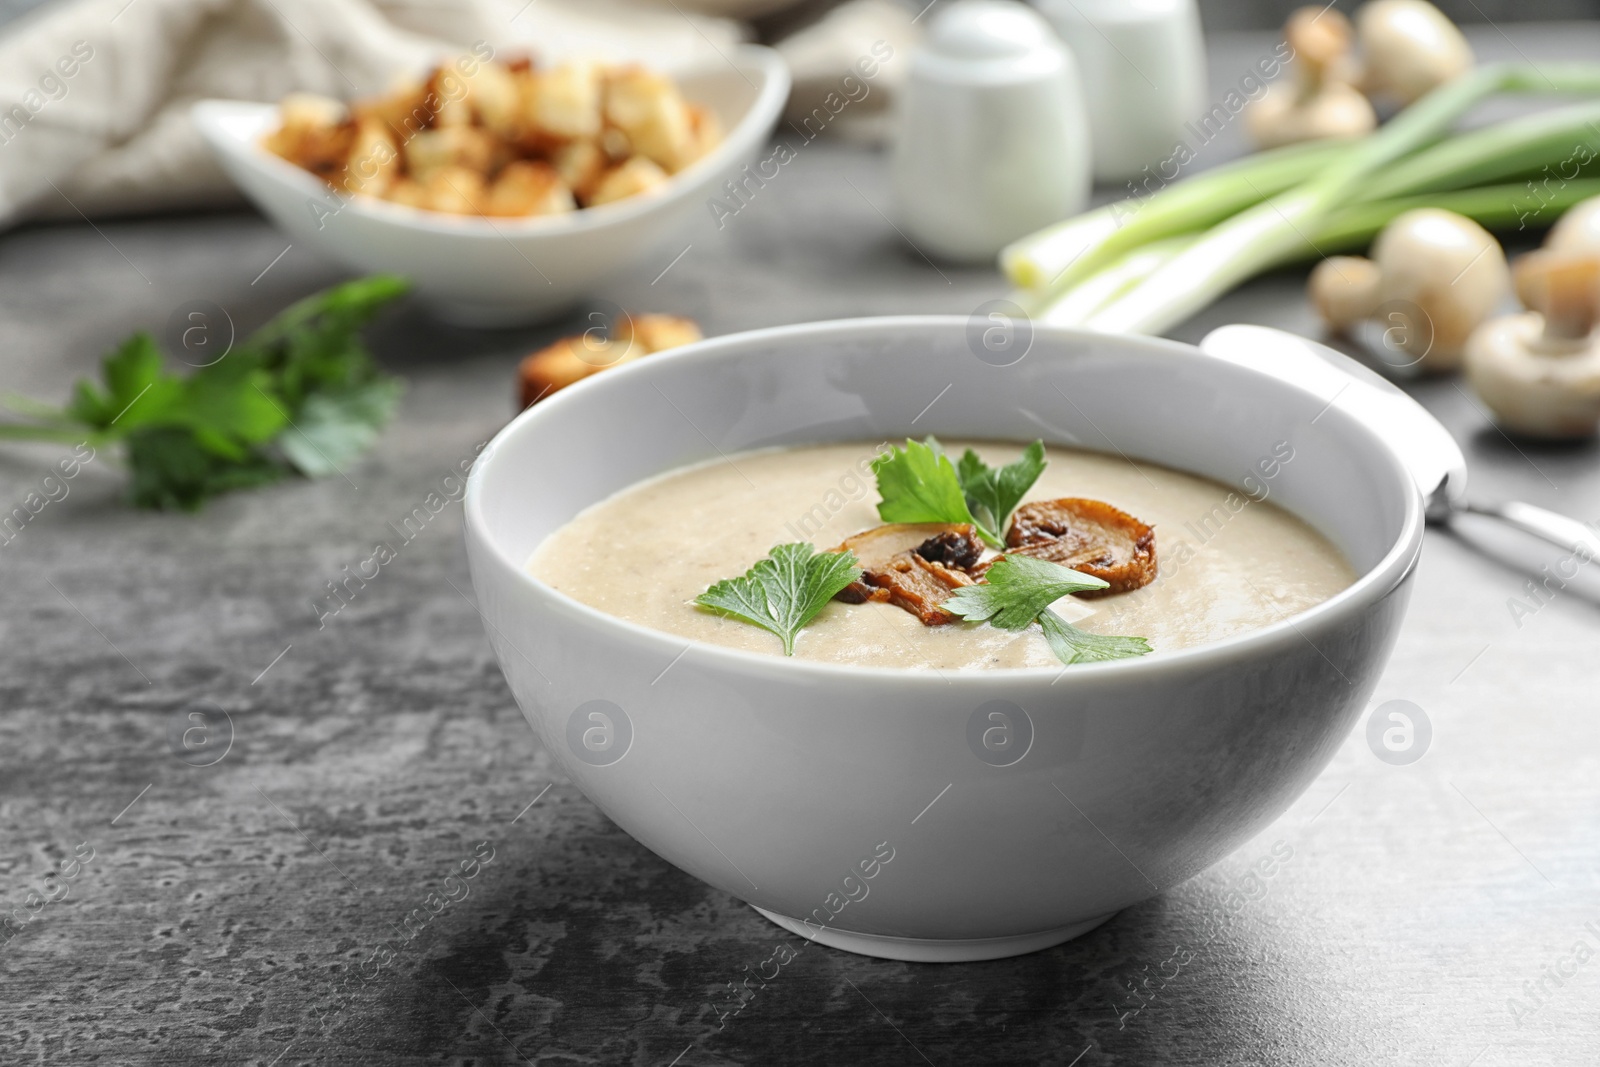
[750,907,1118,962]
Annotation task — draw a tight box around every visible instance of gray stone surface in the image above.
[2,26,1600,1067]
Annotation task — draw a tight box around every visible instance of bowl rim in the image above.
[464,316,1425,684]
[189,43,790,240]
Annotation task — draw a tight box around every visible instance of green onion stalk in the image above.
[1080,63,1600,336]
[1042,177,1600,328]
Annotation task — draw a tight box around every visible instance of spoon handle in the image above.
[1463,499,1600,560]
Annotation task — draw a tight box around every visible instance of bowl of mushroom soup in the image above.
[463,317,1422,961]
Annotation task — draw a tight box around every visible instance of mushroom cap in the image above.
[1356,0,1474,105]
[1513,250,1600,339]
[1369,208,1510,369]
[1546,195,1600,255]
[1465,312,1600,438]
[1286,5,1355,75]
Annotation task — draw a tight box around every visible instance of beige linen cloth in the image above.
[0,0,916,230]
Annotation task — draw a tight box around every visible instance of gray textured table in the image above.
[4,25,1600,1067]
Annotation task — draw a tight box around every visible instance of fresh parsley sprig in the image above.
[0,275,408,510]
[944,555,1151,666]
[871,436,1047,547]
[693,542,862,655]
[957,440,1045,543]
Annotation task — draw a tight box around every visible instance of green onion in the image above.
[1010,62,1600,337]
[999,139,1351,291]
[1036,179,1600,327]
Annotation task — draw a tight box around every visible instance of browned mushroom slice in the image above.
[833,523,985,624]
[1005,498,1157,594]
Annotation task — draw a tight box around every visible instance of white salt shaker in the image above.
[1035,0,1206,184]
[890,0,1090,264]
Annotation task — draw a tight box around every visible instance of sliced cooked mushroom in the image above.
[833,523,984,625]
[1004,498,1157,595]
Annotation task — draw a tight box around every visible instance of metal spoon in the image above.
[1199,324,1600,559]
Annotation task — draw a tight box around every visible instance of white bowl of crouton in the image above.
[193,47,789,326]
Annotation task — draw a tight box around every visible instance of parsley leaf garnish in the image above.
[872,436,1048,548]
[957,440,1046,544]
[0,275,407,509]
[1039,609,1153,665]
[694,543,862,655]
[944,555,1151,667]
[871,437,981,537]
[943,554,1107,627]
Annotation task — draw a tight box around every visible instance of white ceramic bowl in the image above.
[464,318,1423,961]
[192,47,789,326]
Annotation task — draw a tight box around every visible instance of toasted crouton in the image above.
[385,178,428,209]
[467,60,523,140]
[342,118,401,196]
[630,314,703,353]
[423,166,488,214]
[517,313,702,407]
[552,139,606,202]
[263,96,353,181]
[353,79,433,142]
[587,156,669,207]
[425,65,475,128]
[682,104,722,170]
[604,67,693,171]
[484,161,575,217]
[276,92,347,132]
[528,61,603,140]
[404,126,499,183]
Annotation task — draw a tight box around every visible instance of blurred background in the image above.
[4,0,1600,32]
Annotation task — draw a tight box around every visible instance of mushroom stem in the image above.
[1515,251,1600,346]
[1307,255,1383,331]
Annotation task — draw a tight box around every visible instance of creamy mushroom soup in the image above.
[527,440,1355,670]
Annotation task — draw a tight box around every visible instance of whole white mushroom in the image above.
[1246,6,1377,149]
[1355,0,1475,105]
[1308,208,1510,372]
[1465,252,1600,439]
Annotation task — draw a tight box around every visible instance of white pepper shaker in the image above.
[890,0,1090,264]
[1034,0,1206,184]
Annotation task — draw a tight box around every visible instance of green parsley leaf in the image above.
[1039,609,1152,665]
[943,554,1108,629]
[125,427,289,511]
[871,437,984,540]
[957,440,1046,543]
[694,543,862,655]
[0,275,407,509]
[277,378,404,477]
[943,555,1150,667]
[66,334,183,431]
